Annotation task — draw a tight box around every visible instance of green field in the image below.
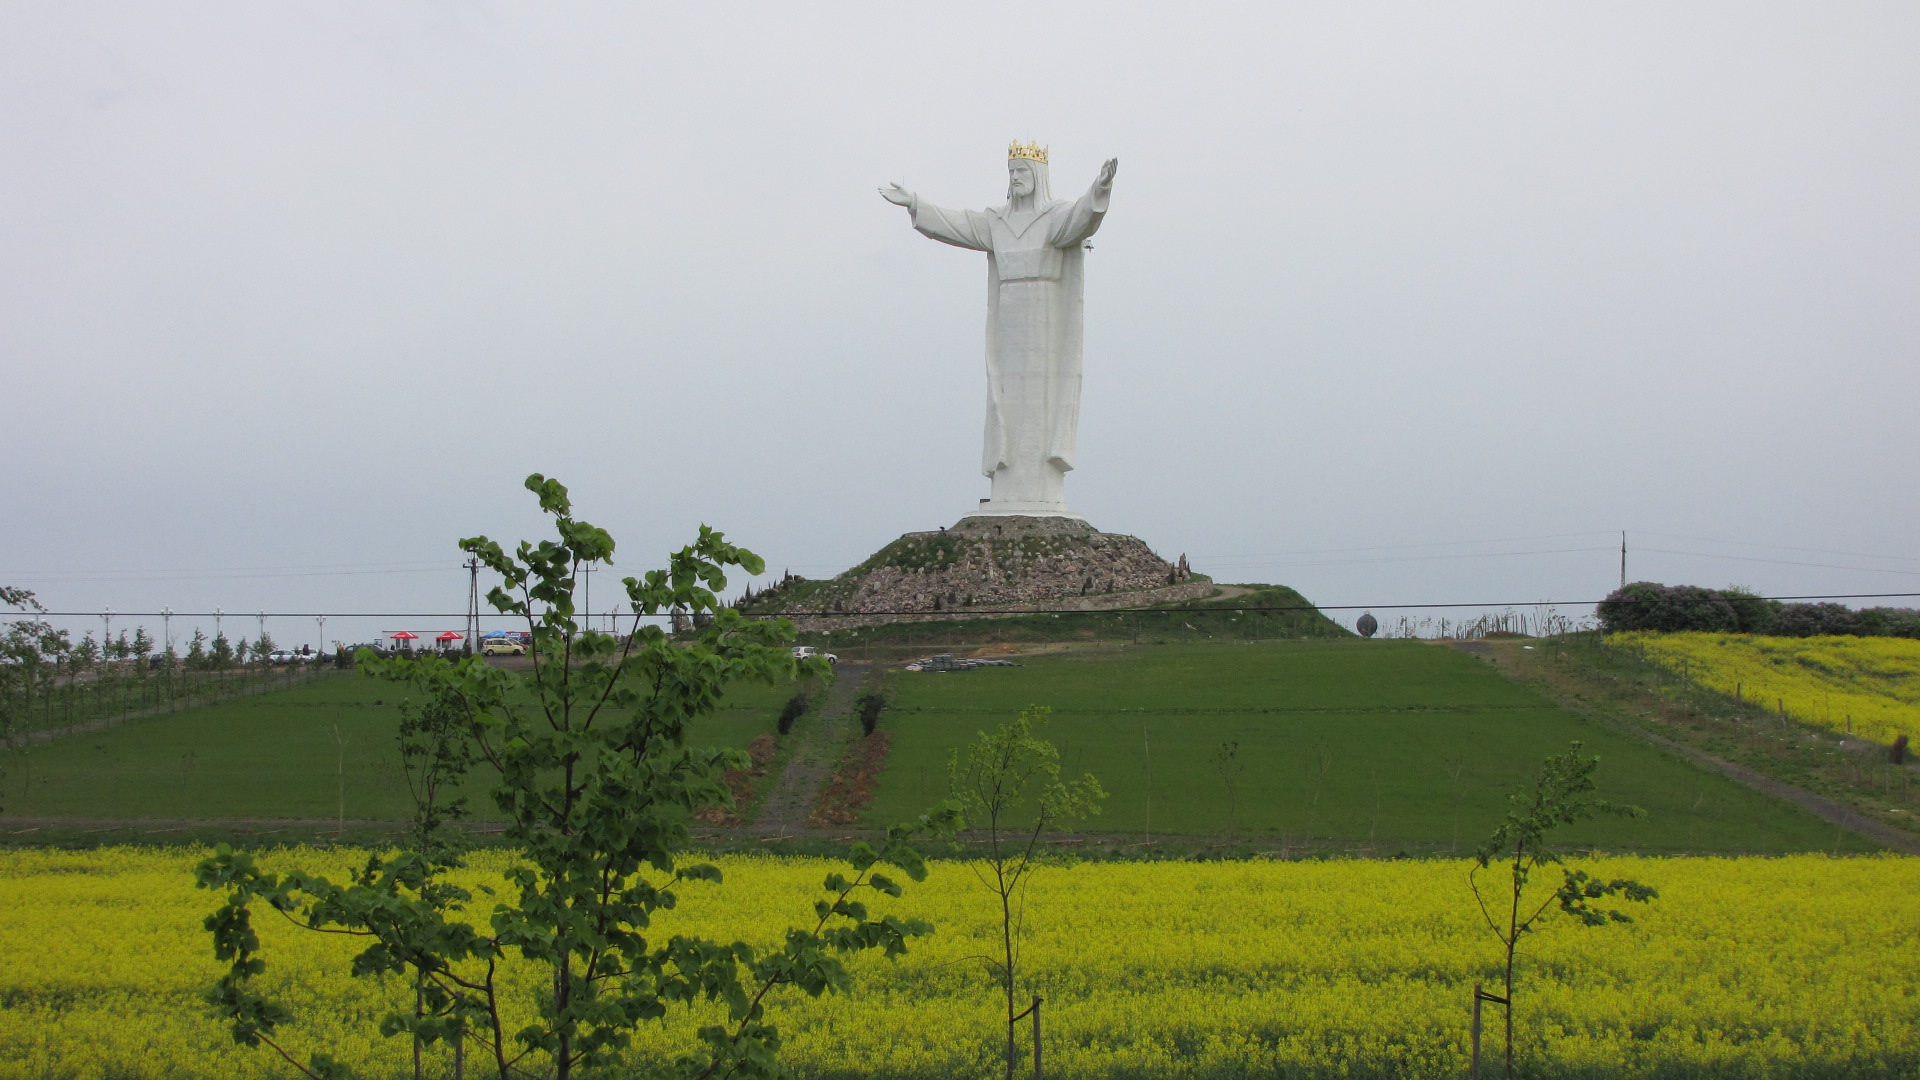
[0,670,795,822]
[0,641,1878,855]
[865,640,1872,854]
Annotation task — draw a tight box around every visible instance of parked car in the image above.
[791,645,838,665]
[483,640,527,656]
[266,650,305,664]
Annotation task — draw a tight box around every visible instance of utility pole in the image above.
[214,607,224,642]
[101,607,112,652]
[465,557,481,651]
[257,610,267,645]
[161,606,173,653]
[1620,531,1627,590]
[316,615,328,655]
[581,561,596,631]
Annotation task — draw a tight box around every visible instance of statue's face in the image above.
[1008,160,1035,197]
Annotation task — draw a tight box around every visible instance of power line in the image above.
[1196,546,1614,569]
[1634,530,1920,566]
[1191,530,1619,560]
[0,564,458,583]
[27,591,1920,620]
[1637,548,1920,577]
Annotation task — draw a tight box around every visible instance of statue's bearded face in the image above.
[1007,160,1035,197]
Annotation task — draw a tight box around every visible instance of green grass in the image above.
[0,642,1882,856]
[863,639,1878,854]
[0,669,796,822]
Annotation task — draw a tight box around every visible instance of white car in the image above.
[791,646,838,665]
[266,650,305,664]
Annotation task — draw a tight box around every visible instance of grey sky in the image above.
[4,2,1917,650]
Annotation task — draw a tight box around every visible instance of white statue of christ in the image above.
[882,143,1118,518]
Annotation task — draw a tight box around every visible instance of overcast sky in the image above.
[4,2,1917,650]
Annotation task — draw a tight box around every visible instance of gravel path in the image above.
[748,664,868,834]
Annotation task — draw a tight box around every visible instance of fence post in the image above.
[1470,982,1482,1080]
[1032,995,1042,1080]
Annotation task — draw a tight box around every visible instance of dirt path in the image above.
[749,664,868,834]
[1452,640,1920,855]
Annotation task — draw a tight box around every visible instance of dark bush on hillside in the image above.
[776,688,811,735]
[1860,608,1920,639]
[1600,583,1920,639]
[1766,603,1920,638]
[1769,603,1865,638]
[1597,582,1775,634]
[855,692,886,737]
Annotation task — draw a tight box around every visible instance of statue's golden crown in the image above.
[1007,140,1049,163]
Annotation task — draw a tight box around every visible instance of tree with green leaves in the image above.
[948,705,1106,1080]
[1469,742,1656,1079]
[209,632,235,670]
[196,474,958,1080]
[71,633,100,673]
[390,683,477,1080]
[1,587,71,807]
[185,628,209,671]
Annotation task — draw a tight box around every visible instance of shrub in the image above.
[777,685,813,735]
[855,665,889,737]
[1861,607,1920,639]
[1771,602,1867,638]
[1597,583,1775,634]
[856,693,886,737]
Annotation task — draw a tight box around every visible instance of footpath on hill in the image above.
[749,663,868,835]
[1455,638,1920,855]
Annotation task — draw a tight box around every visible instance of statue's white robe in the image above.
[908,182,1108,511]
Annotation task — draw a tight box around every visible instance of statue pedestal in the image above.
[967,499,1085,520]
[741,515,1207,630]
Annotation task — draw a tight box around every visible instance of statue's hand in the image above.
[1094,158,1118,194]
[879,183,915,208]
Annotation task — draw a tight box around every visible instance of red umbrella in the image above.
[436,631,464,642]
[390,631,418,640]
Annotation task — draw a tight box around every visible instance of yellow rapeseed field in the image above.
[1608,632,1920,745]
[1,848,1917,1079]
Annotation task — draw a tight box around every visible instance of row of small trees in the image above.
[0,594,291,682]
[1598,581,1920,638]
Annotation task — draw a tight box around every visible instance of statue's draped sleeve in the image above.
[909,197,992,251]
[1046,181,1110,248]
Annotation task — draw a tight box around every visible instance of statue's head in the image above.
[1007,141,1052,204]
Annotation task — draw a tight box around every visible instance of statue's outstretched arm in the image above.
[882,185,989,251]
[1092,157,1117,205]
[1053,158,1118,247]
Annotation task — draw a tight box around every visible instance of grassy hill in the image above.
[0,671,793,824]
[863,639,1872,855]
[0,636,1881,855]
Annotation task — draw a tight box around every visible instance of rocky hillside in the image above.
[740,515,1211,628]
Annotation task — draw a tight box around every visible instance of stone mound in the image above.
[742,516,1208,628]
